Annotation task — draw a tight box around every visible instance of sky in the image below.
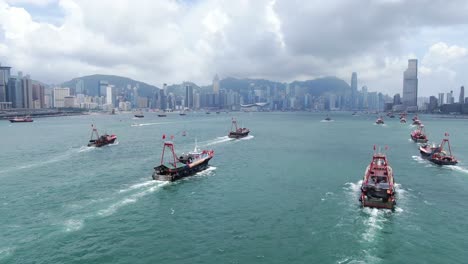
[0,0,468,96]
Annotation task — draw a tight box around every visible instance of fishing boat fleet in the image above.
[86,117,251,182]
[359,112,460,210]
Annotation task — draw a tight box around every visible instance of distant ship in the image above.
[323,115,332,121]
[228,118,250,139]
[158,113,167,117]
[134,111,144,118]
[9,116,33,123]
[400,117,407,123]
[410,124,428,143]
[87,125,117,147]
[179,110,186,116]
[375,116,384,124]
[206,111,211,114]
[360,147,396,209]
[420,133,458,165]
[412,119,422,126]
[152,138,214,181]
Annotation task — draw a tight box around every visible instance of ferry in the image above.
[9,116,33,123]
[228,118,250,139]
[87,125,117,147]
[152,137,214,181]
[360,147,396,210]
[420,133,458,165]
[410,124,429,143]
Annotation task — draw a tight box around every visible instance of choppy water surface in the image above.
[1,112,468,263]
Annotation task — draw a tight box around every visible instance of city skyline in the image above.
[1,1,468,97]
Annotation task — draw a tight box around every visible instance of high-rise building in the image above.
[402,59,418,110]
[362,86,368,109]
[7,76,22,108]
[185,85,193,109]
[459,86,465,104]
[32,82,45,109]
[393,93,401,105]
[446,91,454,105]
[428,96,438,112]
[21,75,33,109]
[0,64,12,102]
[351,72,358,109]
[98,80,108,97]
[213,74,220,95]
[106,85,114,105]
[438,93,445,105]
[53,87,70,108]
[76,79,85,95]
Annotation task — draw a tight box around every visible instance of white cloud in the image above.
[0,0,468,96]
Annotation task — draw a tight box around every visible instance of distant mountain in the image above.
[290,77,350,96]
[61,74,350,98]
[61,74,159,97]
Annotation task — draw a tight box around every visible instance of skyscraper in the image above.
[213,74,220,94]
[438,93,445,105]
[402,59,418,110]
[106,85,114,105]
[21,75,33,109]
[7,76,22,108]
[351,72,357,109]
[0,64,12,102]
[53,87,70,108]
[98,80,108,97]
[459,86,464,104]
[185,85,193,109]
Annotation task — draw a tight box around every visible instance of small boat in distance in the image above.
[412,119,422,126]
[228,118,250,139]
[87,125,117,147]
[9,116,33,123]
[182,131,187,136]
[152,137,214,181]
[411,124,429,143]
[375,116,384,124]
[158,113,167,117]
[400,117,407,123]
[206,111,211,114]
[360,146,396,210]
[179,110,186,116]
[134,110,144,118]
[323,115,332,121]
[421,133,458,166]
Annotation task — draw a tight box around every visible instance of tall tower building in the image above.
[0,64,12,102]
[21,75,33,109]
[438,93,445,105]
[213,74,220,94]
[351,72,358,109]
[185,85,193,109]
[402,59,418,110]
[459,86,465,104]
[98,80,108,97]
[7,76,22,108]
[53,87,70,108]
[106,85,114,105]
[76,79,85,95]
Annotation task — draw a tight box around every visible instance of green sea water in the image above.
[1,112,468,263]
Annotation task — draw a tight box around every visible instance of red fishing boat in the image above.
[422,133,458,166]
[375,116,384,125]
[360,146,396,210]
[152,136,214,181]
[400,117,407,123]
[9,116,33,123]
[87,125,117,147]
[228,118,250,139]
[412,119,422,126]
[410,124,428,143]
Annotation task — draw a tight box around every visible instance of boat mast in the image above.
[231,118,238,132]
[90,124,99,140]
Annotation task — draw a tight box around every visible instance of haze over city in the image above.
[1,0,468,96]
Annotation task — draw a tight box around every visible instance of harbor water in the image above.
[1,112,468,263]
